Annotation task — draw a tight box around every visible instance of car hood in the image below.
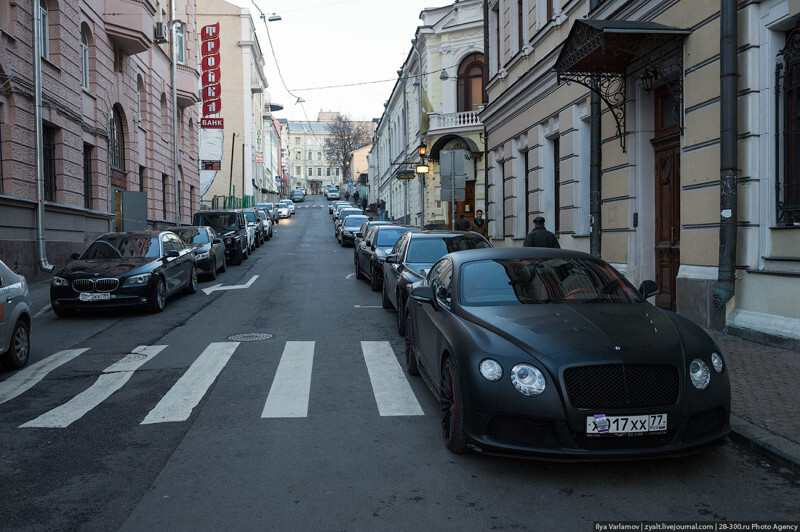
[57,258,153,278]
[460,303,683,365]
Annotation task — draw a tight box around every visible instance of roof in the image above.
[444,247,600,265]
[286,122,332,134]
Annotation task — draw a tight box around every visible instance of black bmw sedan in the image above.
[405,247,730,459]
[168,226,226,280]
[50,231,197,316]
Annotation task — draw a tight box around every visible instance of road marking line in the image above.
[361,341,423,416]
[33,304,52,319]
[0,349,89,405]
[354,305,382,309]
[21,345,166,428]
[262,341,314,418]
[140,342,238,424]
[346,273,356,280]
[202,275,259,295]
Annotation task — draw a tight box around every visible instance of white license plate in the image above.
[586,414,667,435]
[78,292,111,302]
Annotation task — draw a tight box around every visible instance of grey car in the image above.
[0,259,32,369]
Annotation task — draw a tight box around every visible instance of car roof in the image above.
[167,225,208,231]
[195,209,240,214]
[98,230,164,239]
[409,230,487,239]
[444,247,597,266]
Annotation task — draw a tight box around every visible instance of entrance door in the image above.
[448,181,476,226]
[650,87,680,310]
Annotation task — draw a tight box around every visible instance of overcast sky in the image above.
[226,0,451,122]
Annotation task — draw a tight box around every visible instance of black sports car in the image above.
[50,231,197,316]
[383,230,492,335]
[355,225,421,291]
[405,247,731,459]
[168,226,226,280]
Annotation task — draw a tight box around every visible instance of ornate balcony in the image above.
[103,0,155,55]
[427,110,483,134]
[177,64,200,108]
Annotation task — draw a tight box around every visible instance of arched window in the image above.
[80,26,90,90]
[110,106,125,172]
[457,53,484,112]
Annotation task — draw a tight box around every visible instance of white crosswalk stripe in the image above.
[361,341,424,416]
[0,348,89,405]
[261,341,315,418]
[140,342,239,425]
[21,345,167,428]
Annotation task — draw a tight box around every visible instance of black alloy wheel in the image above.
[149,276,167,313]
[184,265,198,294]
[404,310,419,376]
[440,358,466,453]
[0,320,30,369]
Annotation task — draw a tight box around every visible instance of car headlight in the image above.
[689,358,711,390]
[510,364,545,396]
[711,352,724,373]
[479,359,503,382]
[195,252,209,260]
[124,273,152,285]
[51,276,69,287]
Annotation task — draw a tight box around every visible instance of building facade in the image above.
[197,0,278,209]
[481,0,800,343]
[0,0,201,281]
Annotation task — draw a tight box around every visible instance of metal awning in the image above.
[554,20,690,150]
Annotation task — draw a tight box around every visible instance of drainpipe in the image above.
[170,2,181,225]
[589,0,602,258]
[33,0,54,273]
[714,0,738,310]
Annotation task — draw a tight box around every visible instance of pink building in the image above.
[0,0,200,281]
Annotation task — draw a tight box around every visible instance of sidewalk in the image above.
[22,279,800,468]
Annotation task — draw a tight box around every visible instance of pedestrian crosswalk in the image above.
[0,340,425,429]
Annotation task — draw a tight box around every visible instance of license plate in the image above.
[586,414,667,435]
[78,292,111,302]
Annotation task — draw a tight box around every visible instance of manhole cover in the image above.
[227,333,274,342]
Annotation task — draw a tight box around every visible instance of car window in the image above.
[173,228,209,244]
[82,235,161,259]
[195,213,239,232]
[375,227,419,247]
[434,259,453,307]
[168,234,186,250]
[243,210,257,223]
[392,233,409,256]
[407,239,448,263]
[343,216,368,229]
[364,226,377,245]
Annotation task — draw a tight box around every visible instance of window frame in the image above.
[80,27,90,90]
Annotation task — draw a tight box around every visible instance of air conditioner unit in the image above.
[154,22,168,44]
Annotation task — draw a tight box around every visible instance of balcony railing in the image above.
[428,110,482,131]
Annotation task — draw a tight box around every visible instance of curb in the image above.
[730,414,800,473]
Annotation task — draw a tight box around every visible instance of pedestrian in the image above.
[345,191,350,201]
[361,196,368,210]
[468,209,488,237]
[454,214,470,230]
[523,216,560,248]
[353,190,360,205]
[378,199,386,220]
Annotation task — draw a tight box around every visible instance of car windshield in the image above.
[376,227,418,247]
[195,213,239,231]
[172,229,209,244]
[343,216,368,229]
[406,236,491,263]
[81,235,161,260]
[460,257,642,306]
[243,211,257,222]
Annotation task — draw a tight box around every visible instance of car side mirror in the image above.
[70,252,81,260]
[166,250,180,258]
[385,254,398,264]
[638,280,659,299]
[355,232,363,238]
[410,285,436,307]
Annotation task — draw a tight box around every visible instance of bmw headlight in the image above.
[711,352,724,373]
[479,359,503,382]
[689,358,711,390]
[195,252,209,260]
[124,273,152,285]
[510,364,546,396]
[51,276,69,287]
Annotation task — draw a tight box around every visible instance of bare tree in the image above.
[324,114,371,184]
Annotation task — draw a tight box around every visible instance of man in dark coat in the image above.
[454,214,470,230]
[523,216,560,248]
[468,209,488,237]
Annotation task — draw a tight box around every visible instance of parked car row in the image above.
[335,196,732,460]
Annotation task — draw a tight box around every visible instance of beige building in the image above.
[0,0,201,281]
[481,0,800,344]
[347,143,372,205]
[197,0,278,208]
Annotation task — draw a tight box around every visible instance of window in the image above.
[546,0,554,23]
[457,53,484,112]
[162,174,169,218]
[43,125,56,202]
[492,3,500,71]
[136,76,144,122]
[295,151,300,160]
[326,168,331,176]
[175,22,185,65]
[317,167,322,177]
[83,144,92,209]
[81,27,90,90]
[295,165,301,176]
[335,168,340,176]
[553,137,560,233]
[317,151,321,160]
[308,167,312,177]
[307,151,312,160]
[517,0,525,51]
[139,165,145,192]
[110,106,125,172]
[160,94,168,137]
[39,0,48,59]
[778,22,800,225]
[295,137,301,145]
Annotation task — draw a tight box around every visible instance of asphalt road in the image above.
[1,195,798,531]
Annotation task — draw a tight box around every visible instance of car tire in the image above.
[370,265,380,292]
[148,276,167,313]
[396,298,406,336]
[233,248,243,266]
[382,284,393,309]
[184,265,198,294]
[440,358,466,453]
[208,255,217,280]
[404,310,419,376]
[0,319,30,369]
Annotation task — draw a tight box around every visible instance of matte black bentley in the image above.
[405,247,730,459]
[50,231,197,316]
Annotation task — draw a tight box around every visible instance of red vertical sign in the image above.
[201,23,222,121]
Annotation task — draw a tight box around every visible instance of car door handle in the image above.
[6,297,12,303]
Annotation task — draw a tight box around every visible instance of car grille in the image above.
[563,364,679,409]
[72,278,119,292]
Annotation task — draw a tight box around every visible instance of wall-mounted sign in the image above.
[200,117,224,128]
[395,171,415,180]
[202,160,221,170]
[201,23,222,121]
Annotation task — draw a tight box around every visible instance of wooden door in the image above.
[448,181,476,226]
[651,87,680,310]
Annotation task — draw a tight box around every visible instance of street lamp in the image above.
[417,143,427,157]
